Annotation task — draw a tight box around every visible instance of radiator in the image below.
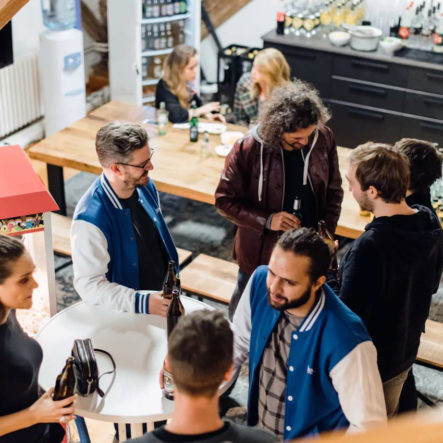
[0,53,43,138]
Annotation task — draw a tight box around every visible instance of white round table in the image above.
[36,297,212,439]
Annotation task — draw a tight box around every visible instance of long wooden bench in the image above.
[180,254,238,304]
[416,319,443,371]
[51,213,193,265]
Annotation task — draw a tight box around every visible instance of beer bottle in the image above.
[318,220,338,272]
[162,260,177,299]
[189,101,199,142]
[167,288,185,337]
[53,356,76,401]
[292,196,303,225]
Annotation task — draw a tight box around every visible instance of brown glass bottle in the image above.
[318,220,338,272]
[53,356,76,401]
[167,288,185,337]
[162,260,177,299]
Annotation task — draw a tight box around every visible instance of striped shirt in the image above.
[233,72,261,126]
[258,312,304,438]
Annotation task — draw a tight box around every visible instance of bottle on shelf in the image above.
[53,357,76,401]
[277,11,286,35]
[159,23,167,49]
[292,196,303,225]
[158,101,168,136]
[318,220,338,271]
[166,23,173,48]
[153,0,160,18]
[189,101,199,142]
[173,0,180,15]
[162,260,177,299]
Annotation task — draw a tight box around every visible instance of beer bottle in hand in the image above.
[162,260,177,299]
[167,288,185,337]
[53,356,76,401]
[292,196,303,225]
[318,220,338,271]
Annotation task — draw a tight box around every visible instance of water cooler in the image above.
[39,0,85,136]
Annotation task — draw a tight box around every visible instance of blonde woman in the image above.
[234,48,290,126]
[155,44,224,123]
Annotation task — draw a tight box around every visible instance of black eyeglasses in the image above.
[116,147,156,169]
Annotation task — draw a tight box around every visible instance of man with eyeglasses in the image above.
[215,81,343,319]
[71,122,178,316]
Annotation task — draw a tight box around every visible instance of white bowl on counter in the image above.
[328,31,351,47]
[349,26,382,51]
[379,37,403,55]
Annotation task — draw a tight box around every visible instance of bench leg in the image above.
[47,164,67,216]
[130,423,144,438]
[417,390,435,407]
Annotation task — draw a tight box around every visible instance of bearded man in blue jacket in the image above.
[230,228,387,441]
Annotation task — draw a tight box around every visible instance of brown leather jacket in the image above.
[215,124,343,275]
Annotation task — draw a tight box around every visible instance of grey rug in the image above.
[54,172,443,420]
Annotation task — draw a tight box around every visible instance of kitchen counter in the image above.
[262,30,443,73]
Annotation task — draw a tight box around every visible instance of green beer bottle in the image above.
[189,100,199,142]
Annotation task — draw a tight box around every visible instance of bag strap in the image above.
[94,348,116,397]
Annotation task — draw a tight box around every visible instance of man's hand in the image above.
[270,212,301,231]
[148,293,171,317]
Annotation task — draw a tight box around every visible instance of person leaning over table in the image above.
[71,122,178,316]
[225,228,387,441]
[234,47,290,127]
[155,44,225,123]
[130,310,277,443]
[0,235,76,443]
[215,80,343,320]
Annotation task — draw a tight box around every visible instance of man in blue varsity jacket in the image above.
[231,228,386,441]
[71,122,178,316]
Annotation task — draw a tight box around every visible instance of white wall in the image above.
[12,0,43,59]
[200,0,283,83]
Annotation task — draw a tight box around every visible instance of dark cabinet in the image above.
[334,55,408,88]
[262,32,443,149]
[331,77,404,112]
[264,42,332,97]
[329,102,402,147]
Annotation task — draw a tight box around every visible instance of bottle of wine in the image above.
[162,260,177,299]
[318,220,338,271]
[53,356,76,401]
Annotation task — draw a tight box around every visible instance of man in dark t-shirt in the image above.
[128,310,277,443]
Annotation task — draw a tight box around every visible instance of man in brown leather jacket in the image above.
[215,81,343,319]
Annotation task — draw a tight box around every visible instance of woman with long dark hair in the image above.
[0,235,75,442]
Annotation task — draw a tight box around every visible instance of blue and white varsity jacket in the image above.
[71,174,178,314]
[232,266,386,440]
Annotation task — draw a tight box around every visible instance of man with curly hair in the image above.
[215,81,343,319]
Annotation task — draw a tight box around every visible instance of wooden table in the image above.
[28,100,370,239]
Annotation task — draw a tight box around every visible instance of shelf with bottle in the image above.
[142,20,186,53]
[142,12,190,24]
[142,0,188,19]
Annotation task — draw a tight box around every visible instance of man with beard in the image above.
[230,228,386,441]
[215,80,343,320]
[339,142,443,417]
[71,122,178,315]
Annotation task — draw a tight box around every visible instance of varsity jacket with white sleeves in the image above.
[71,174,178,314]
[232,266,387,441]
